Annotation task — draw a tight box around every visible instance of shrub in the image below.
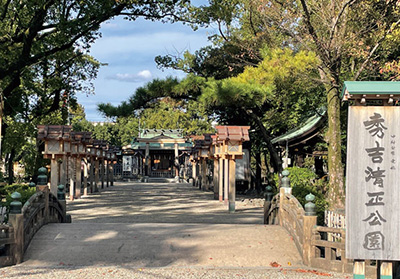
[274,167,328,225]
[1,183,36,212]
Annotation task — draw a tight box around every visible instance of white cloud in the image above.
[91,31,210,60]
[106,70,153,82]
[138,70,152,79]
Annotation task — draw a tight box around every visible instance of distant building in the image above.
[122,129,192,178]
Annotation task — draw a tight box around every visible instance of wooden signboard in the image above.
[346,106,400,260]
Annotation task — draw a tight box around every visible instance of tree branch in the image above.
[354,18,400,80]
[329,0,359,45]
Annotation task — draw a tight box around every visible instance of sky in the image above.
[78,15,213,121]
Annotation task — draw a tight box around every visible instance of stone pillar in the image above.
[228,158,236,213]
[224,158,229,204]
[213,158,218,199]
[75,157,81,198]
[94,160,99,192]
[174,143,179,177]
[83,158,88,196]
[219,157,223,202]
[50,157,58,196]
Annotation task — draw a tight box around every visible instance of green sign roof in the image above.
[342,81,400,99]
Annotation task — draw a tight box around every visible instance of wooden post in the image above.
[213,158,218,199]
[83,158,88,196]
[75,157,81,198]
[302,215,317,266]
[145,142,150,176]
[228,158,236,213]
[192,160,197,185]
[224,158,229,204]
[106,160,109,187]
[60,155,67,187]
[94,160,99,192]
[8,214,23,264]
[353,260,365,279]
[202,159,207,190]
[174,143,179,177]
[50,157,58,196]
[380,261,398,279]
[89,160,94,193]
[110,161,114,186]
[101,160,105,189]
[219,157,223,202]
[69,157,75,201]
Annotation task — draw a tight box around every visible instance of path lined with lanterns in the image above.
[37,125,119,200]
[1,180,354,279]
[0,125,356,278]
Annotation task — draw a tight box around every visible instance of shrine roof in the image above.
[139,129,183,139]
[215,126,250,142]
[342,81,400,100]
[37,125,72,140]
[271,108,326,145]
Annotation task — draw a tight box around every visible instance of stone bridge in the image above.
[0,181,353,278]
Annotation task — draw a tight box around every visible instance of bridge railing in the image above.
[264,182,377,276]
[0,183,70,267]
[0,224,15,266]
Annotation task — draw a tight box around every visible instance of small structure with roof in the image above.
[122,129,192,178]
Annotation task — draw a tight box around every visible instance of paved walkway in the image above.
[1,182,352,278]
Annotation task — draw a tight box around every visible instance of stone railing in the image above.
[22,185,70,253]
[0,179,70,266]
[0,224,16,266]
[264,171,378,277]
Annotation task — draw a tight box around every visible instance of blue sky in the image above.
[78,15,213,121]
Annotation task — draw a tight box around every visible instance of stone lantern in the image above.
[37,125,72,196]
[215,126,250,213]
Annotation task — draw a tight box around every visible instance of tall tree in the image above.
[0,0,190,116]
[250,0,400,209]
[98,77,214,136]
[186,0,400,209]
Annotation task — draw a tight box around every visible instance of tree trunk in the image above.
[326,86,345,210]
[245,110,283,173]
[7,148,15,184]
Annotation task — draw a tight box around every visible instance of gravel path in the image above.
[0,182,353,278]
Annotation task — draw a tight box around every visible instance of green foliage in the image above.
[98,77,214,137]
[274,167,328,225]
[0,184,36,211]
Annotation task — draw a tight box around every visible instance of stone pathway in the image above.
[0,182,352,278]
